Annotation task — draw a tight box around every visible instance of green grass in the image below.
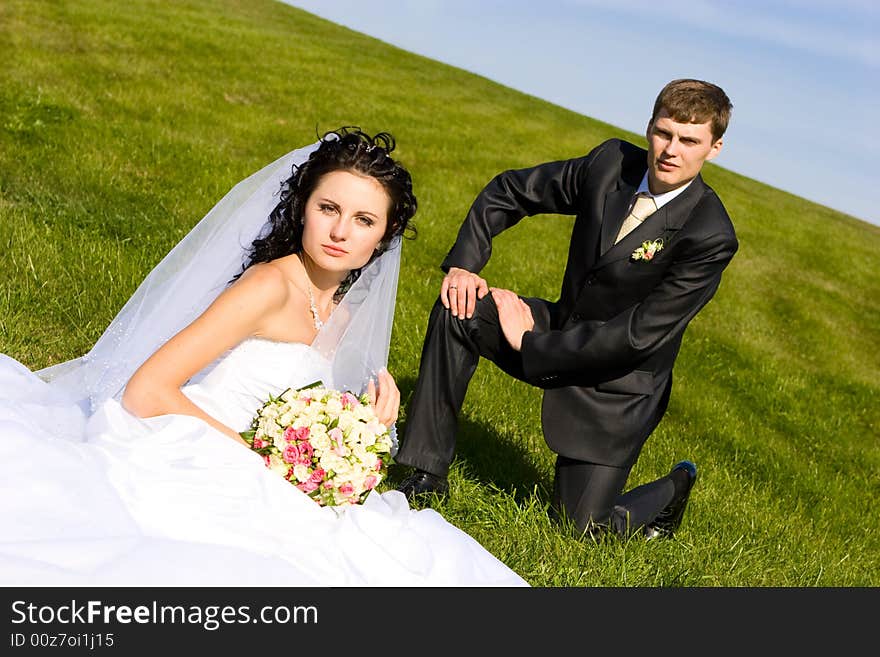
[2,0,878,586]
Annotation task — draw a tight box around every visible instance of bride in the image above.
[0,128,528,587]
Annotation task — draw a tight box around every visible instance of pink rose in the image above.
[341,392,359,410]
[297,480,319,493]
[309,468,326,485]
[283,441,314,465]
[338,483,354,496]
[374,459,383,471]
[283,426,310,443]
[364,475,378,490]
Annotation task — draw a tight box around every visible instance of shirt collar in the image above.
[636,173,694,209]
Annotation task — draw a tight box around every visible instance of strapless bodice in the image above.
[183,337,332,432]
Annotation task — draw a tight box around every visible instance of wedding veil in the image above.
[38,140,402,419]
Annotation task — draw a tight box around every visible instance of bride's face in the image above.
[301,170,390,274]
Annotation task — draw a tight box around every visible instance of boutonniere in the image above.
[631,238,664,262]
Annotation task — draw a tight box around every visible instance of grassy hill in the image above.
[2,0,878,586]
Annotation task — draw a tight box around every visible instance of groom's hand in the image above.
[490,288,534,352]
[442,267,489,320]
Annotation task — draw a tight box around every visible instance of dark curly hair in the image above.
[235,127,417,297]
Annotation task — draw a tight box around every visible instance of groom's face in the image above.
[646,108,723,194]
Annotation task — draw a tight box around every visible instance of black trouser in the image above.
[396,295,675,537]
[551,456,674,536]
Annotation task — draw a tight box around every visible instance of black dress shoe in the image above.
[396,470,449,499]
[645,460,697,540]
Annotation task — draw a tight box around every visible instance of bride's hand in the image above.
[367,368,400,429]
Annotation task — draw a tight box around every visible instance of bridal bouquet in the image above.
[241,382,393,507]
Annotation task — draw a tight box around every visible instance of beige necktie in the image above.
[615,193,657,244]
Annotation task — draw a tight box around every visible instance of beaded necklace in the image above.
[305,279,324,330]
[298,253,324,330]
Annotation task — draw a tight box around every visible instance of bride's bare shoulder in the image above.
[228,261,293,309]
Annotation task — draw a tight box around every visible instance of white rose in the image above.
[356,449,378,469]
[365,419,385,435]
[332,457,352,476]
[342,424,360,444]
[292,464,311,483]
[261,404,281,420]
[359,426,377,448]
[375,433,393,453]
[258,416,278,437]
[324,398,343,416]
[267,455,288,477]
[311,434,331,453]
[338,410,357,429]
[319,452,340,473]
[353,404,374,422]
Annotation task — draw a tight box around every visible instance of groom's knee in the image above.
[428,293,498,331]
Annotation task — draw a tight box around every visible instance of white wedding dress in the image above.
[0,338,528,587]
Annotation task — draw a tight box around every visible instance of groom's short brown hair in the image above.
[652,79,732,142]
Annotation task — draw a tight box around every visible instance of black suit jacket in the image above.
[441,139,739,467]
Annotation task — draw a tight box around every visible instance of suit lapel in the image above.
[599,183,638,256]
[594,175,706,269]
[599,205,671,266]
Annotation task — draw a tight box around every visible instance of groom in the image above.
[395,79,738,539]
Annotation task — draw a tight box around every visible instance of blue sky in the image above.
[280,0,879,226]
